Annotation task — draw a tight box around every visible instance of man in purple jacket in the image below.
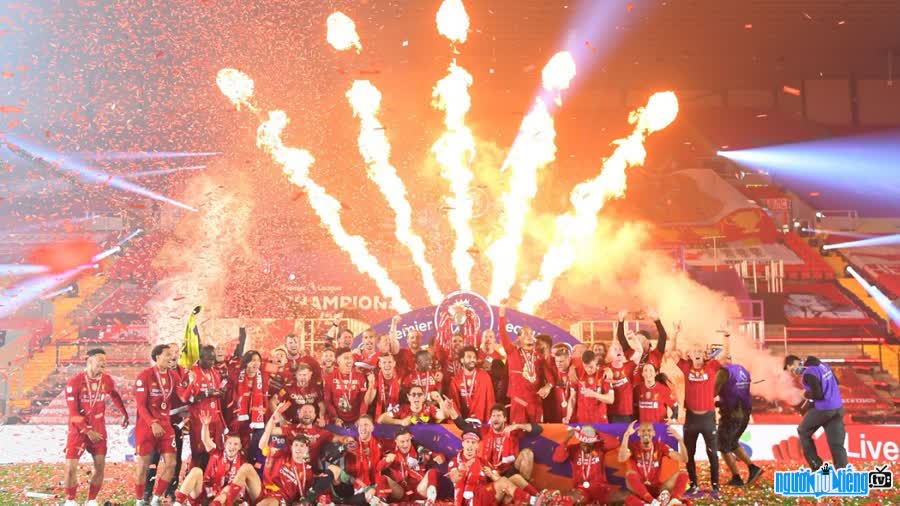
[784,355,848,469]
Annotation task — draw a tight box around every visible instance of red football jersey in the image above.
[573,371,612,423]
[204,449,244,496]
[373,372,403,419]
[634,382,675,423]
[324,370,369,424]
[552,443,614,486]
[66,372,126,435]
[628,439,670,484]
[276,381,322,424]
[678,358,720,412]
[344,436,386,487]
[281,424,333,465]
[498,316,547,403]
[262,451,315,503]
[135,366,180,429]
[607,362,637,416]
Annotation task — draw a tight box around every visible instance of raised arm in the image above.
[616,310,632,353]
[648,309,667,353]
[666,424,688,463]
[498,304,515,355]
[259,402,288,452]
[618,421,637,463]
[552,430,576,463]
[233,327,247,358]
[388,315,402,354]
[199,410,217,453]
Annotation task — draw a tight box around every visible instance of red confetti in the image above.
[1,71,13,78]
[626,3,634,12]
[782,85,801,96]
[26,238,100,273]
[0,105,22,113]
[44,129,51,137]
[7,118,19,128]
[155,50,164,58]
[810,192,820,197]
[744,23,753,29]
[172,296,185,301]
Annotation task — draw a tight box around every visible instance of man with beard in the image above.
[498,304,552,423]
[325,348,376,426]
[63,349,128,506]
[607,343,640,423]
[449,346,495,422]
[552,426,630,505]
[403,349,443,398]
[284,333,322,383]
[372,352,403,419]
[375,428,444,505]
[342,415,385,491]
[479,329,508,405]
[176,345,226,470]
[378,384,447,425]
[273,363,324,425]
[354,328,378,364]
[266,347,290,398]
[617,309,668,382]
[320,346,337,380]
[450,403,542,495]
[256,434,357,506]
[395,317,423,378]
[566,350,614,424]
[546,344,575,424]
[618,421,689,506]
[437,331,466,390]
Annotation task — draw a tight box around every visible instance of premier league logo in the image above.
[434,290,494,352]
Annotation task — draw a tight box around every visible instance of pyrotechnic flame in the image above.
[486,55,576,305]
[436,0,469,45]
[216,69,412,313]
[327,12,362,53]
[542,51,576,106]
[216,68,256,111]
[517,91,679,313]
[346,80,443,305]
[432,62,476,290]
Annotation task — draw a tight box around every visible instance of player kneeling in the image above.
[174,411,261,506]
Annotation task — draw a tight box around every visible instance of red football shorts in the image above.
[509,396,543,423]
[65,429,107,459]
[135,423,177,456]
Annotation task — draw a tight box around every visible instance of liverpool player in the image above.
[404,349,443,398]
[341,415,385,491]
[565,350,613,424]
[273,363,325,425]
[176,345,225,469]
[174,411,260,506]
[325,348,375,425]
[675,345,722,497]
[449,345,495,422]
[552,426,630,505]
[134,344,180,506]
[375,428,443,505]
[607,343,639,423]
[378,384,446,425]
[546,344,575,424]
[618,421,689,506]
[449,430,541,506]
[284,333,322,383]
[372,352,403,419]
[63,349,128,506]
[256,434,339,506]
[450,403,542,490]
[498,304,552,423]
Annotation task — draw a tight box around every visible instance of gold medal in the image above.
[561,400,568,408]
[160,401,167,410]
[583,481,590,488]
